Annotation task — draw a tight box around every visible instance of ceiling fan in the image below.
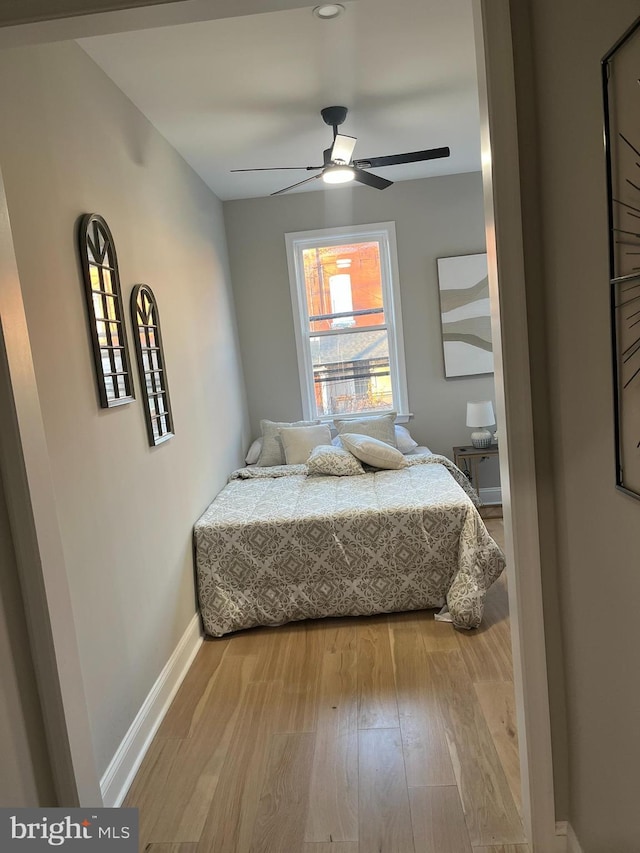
[231,106,450,196]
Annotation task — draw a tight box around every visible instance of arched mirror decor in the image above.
[78,213,134,408]
[130,284,174,446]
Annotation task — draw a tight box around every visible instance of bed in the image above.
[194,453,505,636]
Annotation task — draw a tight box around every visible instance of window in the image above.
[286,222,409,420]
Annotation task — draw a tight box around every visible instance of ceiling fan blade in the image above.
[353,146,450,169]
[330,134,357,165]
[271,174,323,196]
[231,166,323,172]
[353,169,393,190]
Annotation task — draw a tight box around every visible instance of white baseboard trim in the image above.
[479,486,502,504]
[555,821,569,853]
[566,823,585,853]
[100,612,203,807]
[556,821,584,853]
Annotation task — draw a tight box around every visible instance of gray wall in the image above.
[0,463,56,806]
[224,172,498,474]
[0,41,248,778]
[512,1,640,848]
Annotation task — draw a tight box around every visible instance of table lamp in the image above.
[466,400,495,448]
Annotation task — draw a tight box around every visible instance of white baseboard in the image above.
[556,821,584,853]
[479,486,502,504]
[555,821,569,853]
[567,824,585,853]
[100,613,203,807]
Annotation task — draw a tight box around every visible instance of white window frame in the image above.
[285,221,410,422]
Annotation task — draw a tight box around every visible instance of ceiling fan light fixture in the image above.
[235,106,450,196]
[312,4,345,20]
[323,165,355,184]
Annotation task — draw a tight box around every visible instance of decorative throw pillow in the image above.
[245,437,263,465]
[307,444,365,476]
[395,424,419,454]
[333,411,397,447]
[340,433,408,470]
[257,419,319,467]
[280,424,332,465]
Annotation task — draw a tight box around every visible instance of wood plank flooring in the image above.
[126,518,528,852]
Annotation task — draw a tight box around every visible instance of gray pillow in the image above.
[307,444,364,476]
[340,433,408,470]
[257,419,319,466]
[333,411,397,447]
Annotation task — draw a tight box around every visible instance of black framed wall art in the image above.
[130,284,174,446]
[603,15,640,498]
[78,214,135,408]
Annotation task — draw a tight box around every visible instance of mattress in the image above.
[194,454,505,636]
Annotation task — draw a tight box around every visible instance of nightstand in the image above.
[452,444,502,516]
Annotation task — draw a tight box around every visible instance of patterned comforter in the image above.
[194,455,505,636]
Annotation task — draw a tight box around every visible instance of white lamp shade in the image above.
[466,400,495,428]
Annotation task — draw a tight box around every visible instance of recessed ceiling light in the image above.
[313,4,345,20]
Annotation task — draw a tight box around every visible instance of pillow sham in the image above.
[280,424,332,465]
[257,418,319,467]
[332,424,419,454]
[307,444,365,476]
[340,433,408,470]
[333,411,397,447]
[245,437,263,465]
[395,424,419,454]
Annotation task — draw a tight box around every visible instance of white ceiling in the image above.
[78,0,481,200]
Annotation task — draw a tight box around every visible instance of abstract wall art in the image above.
[437,252,493,378]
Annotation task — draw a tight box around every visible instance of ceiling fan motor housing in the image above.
[321,105,348,129]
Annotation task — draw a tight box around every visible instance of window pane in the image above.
[150,375,164,396]
[302,242,386,332]
[310,329,393,416]
[92,292,104,319]
[96,320,120,347]
[102,268,113,294]
[101,347,124,374]
[113,348,123,373]
[104,376,116,402]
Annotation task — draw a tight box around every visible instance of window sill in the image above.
[318,412,414,424]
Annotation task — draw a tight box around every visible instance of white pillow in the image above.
[307,444,364,476]
[333,411,397,447]
[395,425,418,454]
[245,437,263,465]
[333,426,419,455]
[279,424,332,465]
[340,433,408,470]
[257,418,319,466]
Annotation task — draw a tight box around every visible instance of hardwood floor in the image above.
[126,518,528,852]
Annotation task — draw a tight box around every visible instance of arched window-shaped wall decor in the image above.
[78,213,134,408]
[131,284,174,446]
